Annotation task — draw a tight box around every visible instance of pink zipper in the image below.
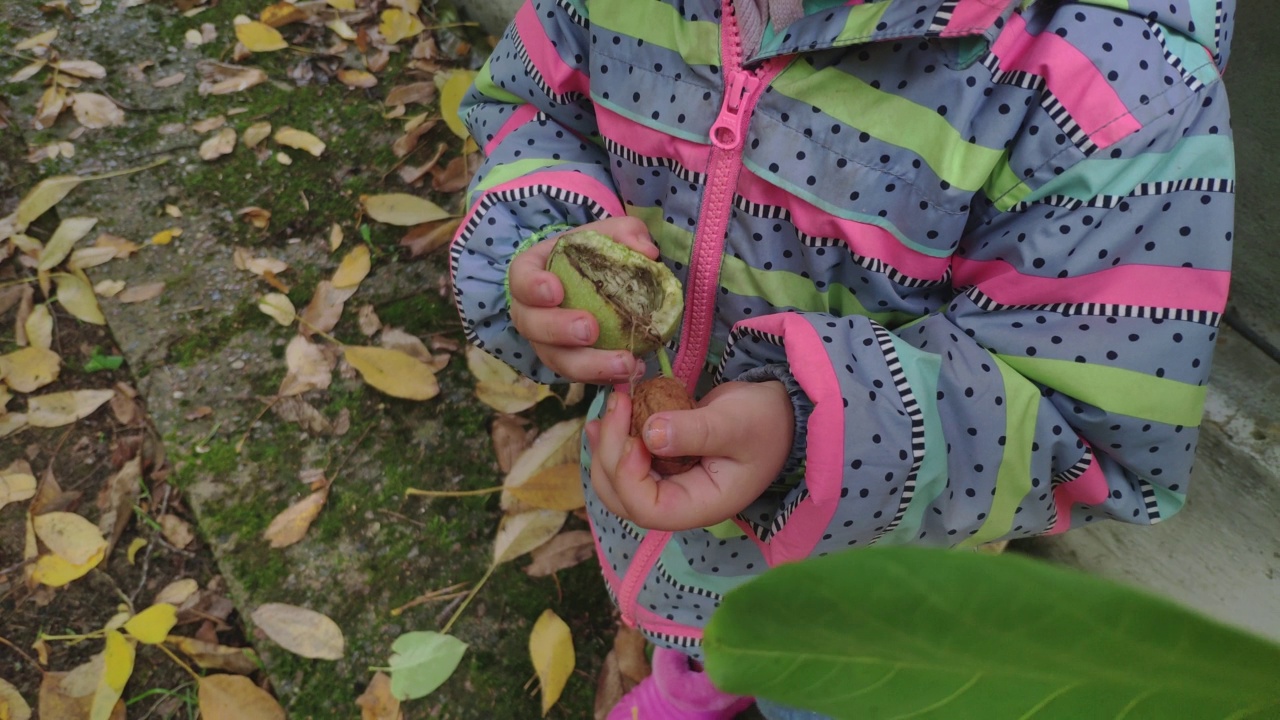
[618,0,787,626]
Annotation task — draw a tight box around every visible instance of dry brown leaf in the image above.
[96,455,141,556]
[356,304,381,337]
[33,511,107,565]
[192,115,226,133]
[491,414,535,474]
[152,72,186,88]
[38,672,88,720]
[159,513,195,548]
[493,509,567,565]
[0,677,32,720]
[338,69,377,88]
[263,484,329,548]
[94,233,141,258]
[233,246,288,276]
[524,530,594,578]
[279,335,333,396]
[378,327,431,364]
[34,84,69,129]
[251,603,345,660]
[431,153,481,194]
[593,625,650,720]
[272,396,333,435]
[115,281,165,304]
[54,60,106,78]
[71,93,125,128]
[28,388,114,427]
[390,119,437,158]
[199,127,237,161]
[274,127,325,156]
[356,671,402,720]
[385,82,436,108]
[168,636,259,675]
[243,121,272,148]
[0,346,61,393]
[260,1,308,27]
[236,206,271,229]
[198,674,286,720]
[398,217,460,258]
[298,281,356,337]
[196,61,268,96]
[109,387,140,425]
[155,578,200,606]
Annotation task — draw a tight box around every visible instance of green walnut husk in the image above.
[546,230,683,355]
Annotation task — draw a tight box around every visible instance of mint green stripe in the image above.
[591,95,711,144]
[996,355,1207,428]
[1187,1,1217,53]
[1150,483,1187,518]
[1024,135,1234,203]
[877,338,947,546]
[474,59,523,105]
[959,357,1038,548]
[1159,25,1222,86]
[661,541,753,594]
[589,0,721,66]
[742,157,951,260]
[770,60,1003,193]
[467,158,568,204]
[1083,0,1128,9]
[630,206,916,326]
[704,519,748,540]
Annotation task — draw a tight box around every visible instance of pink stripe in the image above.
[951,257,1230,313]
[514,3,589,97]
[483,103,539,156]
[633,607,705,641]
[597,105,712,174]
[941,0,1011,37]
[737,171,952,281]
[734,314,844,566]
[1047,452,1109,535]
[991,13,1140,148]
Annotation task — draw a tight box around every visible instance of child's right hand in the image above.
[507,216,660,384]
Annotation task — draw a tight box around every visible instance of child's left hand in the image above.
[585,381,794,531]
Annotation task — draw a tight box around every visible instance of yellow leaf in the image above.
[93,280,125,298]
[493,509,567,565]
[262,485,329,548]
[70,93,124,129]
[199,127,237,161]
[344,346,439,401]
[27,389,115,427]
[68,246,118,271]
[150,227,181,245]
[92,632,134,720]
[439,70,478,140]
[379,9,425,44]
[9,59,47,83]
[54,60,107,79]
[30,547,105,587]
[168,636,259,675]
[257,293,297,326]
[37,216,98,270]
[24,305,53,350]
[506,464,584,512]
[329,223,344,251]
[332,245,370,289]
[198,674,285,720]
[33,511,107,565]
[235,21,288,52]
[260,1,307,27]
[243,121,272,148]
[326,0,354,8]
[15,28,58,52]
[94,233,141,258]
[125,537,146,564]
[0,414,27,439]
[0,347,61,393]
[34,84,68,129]
[0,678,32,720]
[0,464,37,512]
[355,671,401,720]
[529,609,574,716]
[250,603,345,660]
[500,418,584,511]
[56,269,105,324]
[466,346,554,413]
[122,604,177,645]
[360,193,451,226]
[274,127,325,156]
[327,19,357,40]
[338,69,378,88]
[14,175,82,232]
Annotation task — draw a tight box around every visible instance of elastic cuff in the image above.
[736,363,812,482]
[502,222,575,306]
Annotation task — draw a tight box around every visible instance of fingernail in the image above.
[572,318,592,342]
[612,355,631,377]
[645,417,670,452]
[606,394,618,414]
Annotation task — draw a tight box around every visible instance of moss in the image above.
[374,291,459,337]
[165,300,260,366]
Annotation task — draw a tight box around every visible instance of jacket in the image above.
[450,0,1235,651]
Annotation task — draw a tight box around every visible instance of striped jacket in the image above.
[450,0,1235,651]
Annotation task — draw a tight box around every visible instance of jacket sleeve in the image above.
[717,61,1233,557]
[450,0,623,383]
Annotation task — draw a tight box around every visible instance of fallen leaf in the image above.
[399,218,460,258]
[236,206,271,229]
[298,281,355,337]
[272,396,332,435]
[38,216,98,270]
[0,677,31,720]
[196,61,268,96]
[257,293,296,326]
[507,464,584,512]
[126,538,146,564]
[242,122,272,149]
[13,175,82,232]
[356,671,402,720]
[54,60,106,78]
[439,71,478,139]
[361,193,450,226]
[524,530,594,578]
[34,84,68,129]
[279,335,333,396]
[150,227,181,245]
[327,18,357,40]
[155,578,200,606]
[0,347,61,393]
[233,246,288,276]
[70,93,124,129]
[378,328,431,364]
[38,672,88,719]
[96,455,141,555]
[33,511,107,565]
[260,1,308,27]
[391,119,438,158]
[326,0,354,10]
[275,152,293,165]
[530,609,574,716]
[94,233,140,258]
[199,127,237,161]
[493,509,567,565]
[356,304,381,336]
[123,603,177,645]
[235,21,288,52]
[27,388,114,427]
[165,204,182,218]
[251,603,345,660]
[491,414,535,473]
[501,418,585,511]
[430,153,480,194]
[262,485,328,549]
[466,346,554,414]
[159,513,195,549]
[338,69,377,88]
[68,246,118,270]
[152,72,185,88]
[29,546,104,587]
[385,82,436,107]
[593,625,650,720]
[344,346,439,401]
[329,223,344,251]
[387,632,467,701]
[198,674,285,720]
[332,244,370,289]
[274,127,325,156]
[379,9,425,43]
[192,115,226,133]
[185,29,204,46]
[14,28,58,53]
[168,636,259,675]
[115,281,165,303]
[0,413,28,439]
[56,269,105,323]
[0,460,38,511]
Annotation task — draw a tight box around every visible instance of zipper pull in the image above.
[710,70,759,149]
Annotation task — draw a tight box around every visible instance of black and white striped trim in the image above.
[738,489,810,544]
[641,628,702,649]
[653,562,724,602]
[1007,177,1235,213]
[714,326,785,383]
[1148,22,1206,93]
[927,0,960,34]
[1051,446,1093,487]
[1041,93,1098,156]
[1137,477,1162,523]
[1212,0,1225,66]
[979,53,1044,91]
[511,30,583,106]
[730,196,950,289]
[554,0,589,29]
[960,287,1223,327]
[867,323,925,544]
[604,138,706,186]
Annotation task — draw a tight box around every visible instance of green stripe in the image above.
[995,355,1207,427]
[1158,24,1222,85]
[467,158,568,204]
[474,59,523,105]
[836,2,894,43]
[877,337,947,546]
[630,206,917,326]
[770,60,1003,193]
[1186,2,1217,51]
[958,357,1039,548]
[661,542,753,595]
[1150,483,1187,518]
[983,152,1031,211]
[1082,0,1128,9]
[589,0,721,66]
[1024,135,1234,203]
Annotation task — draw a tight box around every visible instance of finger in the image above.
[508,240,564,307]
[510,303,598,347]
[535,343,640,384]
[642,404,737,460]
[585,419,630,518]
[588,397,644,518]
[591,216,660,260]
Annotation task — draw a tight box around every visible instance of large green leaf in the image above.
[386,631,468,701]
[703,547,1280,719]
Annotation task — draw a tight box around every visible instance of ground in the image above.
[0,1,626,718]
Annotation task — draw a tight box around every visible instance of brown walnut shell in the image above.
[630,376,699,475]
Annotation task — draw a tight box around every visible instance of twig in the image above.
[0,557,36,578]
[323,423,374,484]
[377,508,425,528]
[405,486,502,498]
[440,562,497,634]
[235,396,280,453]
[131,484,172,603]
[389,581,471,616]
[0,634,44,671]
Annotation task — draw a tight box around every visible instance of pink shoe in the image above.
[607,647,755,720]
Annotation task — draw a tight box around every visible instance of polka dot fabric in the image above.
[450,0,1235,650]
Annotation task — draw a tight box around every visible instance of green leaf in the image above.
[703,547,1280,720]
[83,349,124,373]
[386,631,468,701]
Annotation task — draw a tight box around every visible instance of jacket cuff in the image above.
[502,222,575,306]
[735,363,812,482]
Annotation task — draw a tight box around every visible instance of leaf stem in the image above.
[657,346,674,379]
[83,155,171,181]
[0,634,44,671]
[157,642,202,683]
[404,486,502,498]
[440,563,497,635]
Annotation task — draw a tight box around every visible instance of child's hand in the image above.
[585,381,795,531]
[508,216,658,384]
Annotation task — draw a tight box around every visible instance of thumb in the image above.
[642,405,734,459]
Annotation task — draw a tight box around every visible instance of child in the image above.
[450,0,1235,717]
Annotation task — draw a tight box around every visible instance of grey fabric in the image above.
[737,0,804,59]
